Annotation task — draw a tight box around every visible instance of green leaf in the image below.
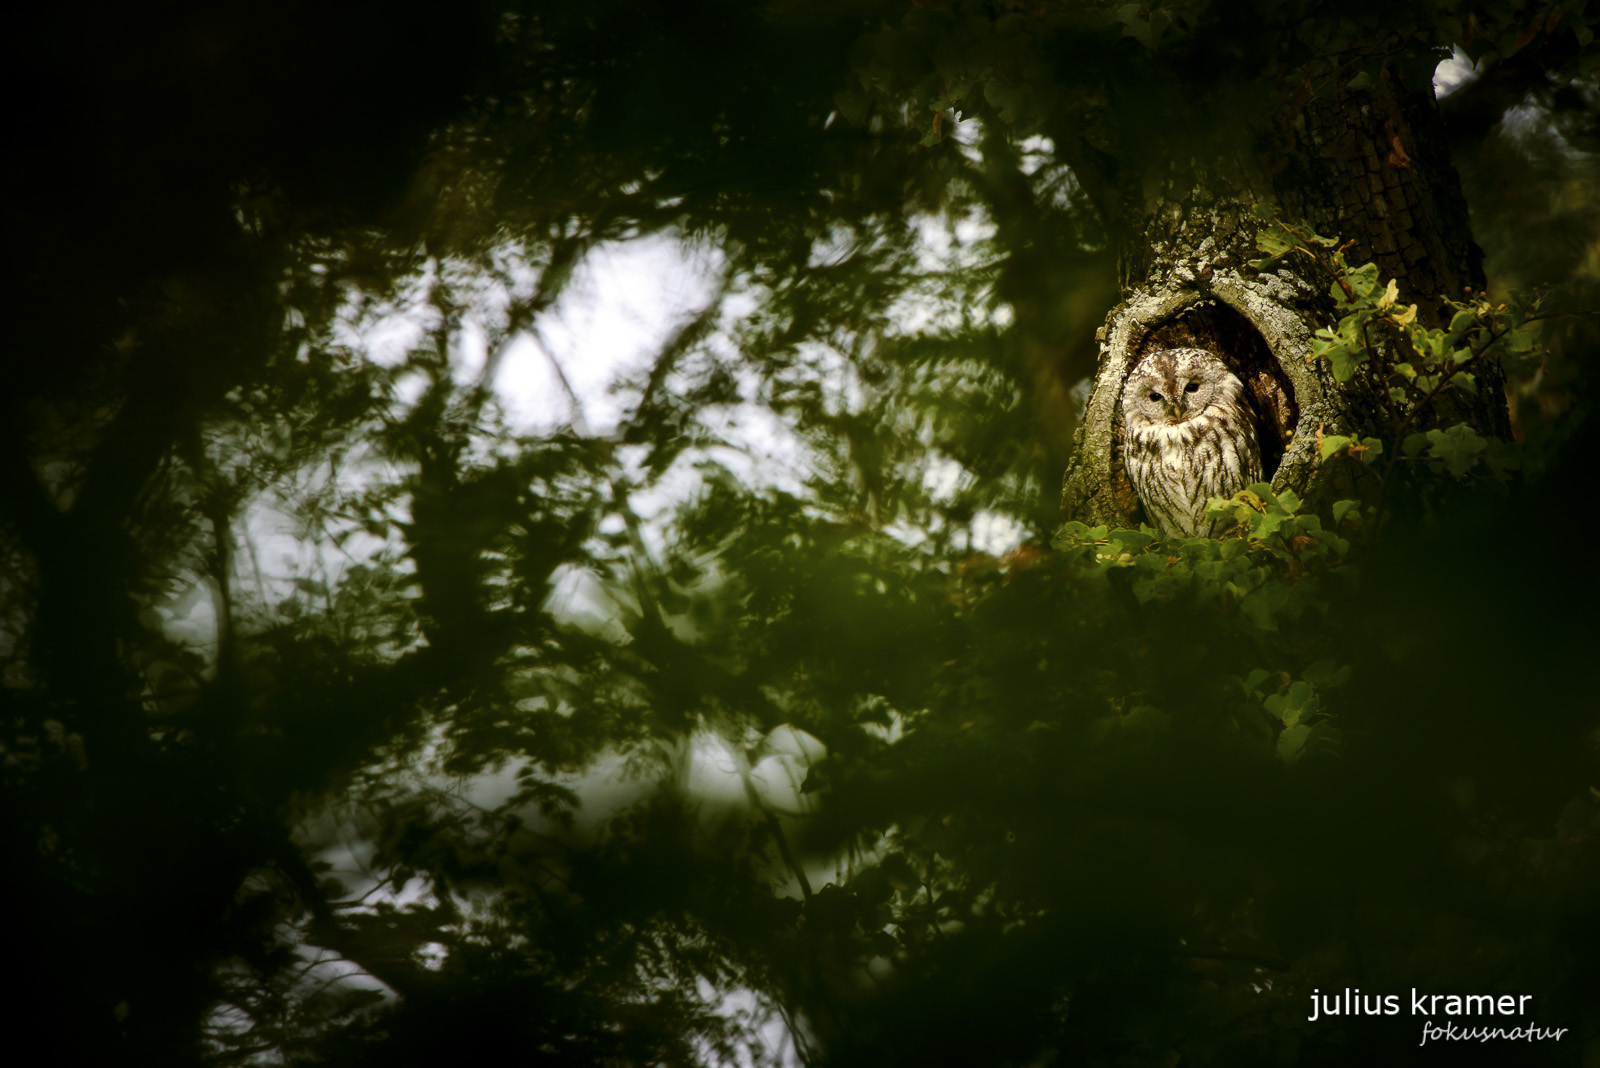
[1277,723,1312,763]
[1264,680,1318,728]
[1326,346,1365,382]
[1251,510,1290,539]
[1241,668,1273,693]
[1347,262,1380,299]
[1426,424,1488,477]
[1332,500,1361,524]
[1249,227,1296,268]
[1240,580,1291,631]
[1281,680,1316,726]
[1319,434,1353,462]
[1303,660,1352,689]
[1482,437,1522,481]
[1052,521,1092,549]
[1109,528,1156,553]
[1505,320,1543,356]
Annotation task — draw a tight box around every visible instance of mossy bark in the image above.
[1062,63,1510,528]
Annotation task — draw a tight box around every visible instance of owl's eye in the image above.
[1149,391,1163,402]
[1184,382,1200,393]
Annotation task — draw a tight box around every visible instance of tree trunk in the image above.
[1062,61,1511,528]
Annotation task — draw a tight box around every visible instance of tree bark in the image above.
[1062,61,1511,528]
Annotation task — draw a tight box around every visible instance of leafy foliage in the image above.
[1254,211,1596,537]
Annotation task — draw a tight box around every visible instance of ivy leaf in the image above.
[1482,437,1522,481]
[1263,681,1318,728]
[1250,227,1295,268]
[1326,348,1364,382]
[1426,424,1487,477]
[1303,660,1352,689]
[1110,528,1156,553]
[1240,668,1273,693]
[1240,580,1290,631]
[1277,723,1312,763]
[1052,522,1092,549]
[1347,262,1380,300]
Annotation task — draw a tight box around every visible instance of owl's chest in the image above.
[1130,419,1209,450]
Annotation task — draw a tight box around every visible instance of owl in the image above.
[1120,347,1263,538]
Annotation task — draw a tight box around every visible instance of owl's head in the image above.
[1120,347,1242,429]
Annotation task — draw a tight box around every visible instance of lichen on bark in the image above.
[1062,61,1509,529]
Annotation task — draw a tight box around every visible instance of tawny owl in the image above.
[1120,347,1263,538]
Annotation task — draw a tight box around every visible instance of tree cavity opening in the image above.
[1135,300,1298,480]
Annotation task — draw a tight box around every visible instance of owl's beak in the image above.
[1163,397,1184,421]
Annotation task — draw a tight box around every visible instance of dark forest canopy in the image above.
[4,1,1600,1065]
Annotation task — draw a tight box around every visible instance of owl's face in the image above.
[1120,346,1262,538]
[1121,348,1241,432]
